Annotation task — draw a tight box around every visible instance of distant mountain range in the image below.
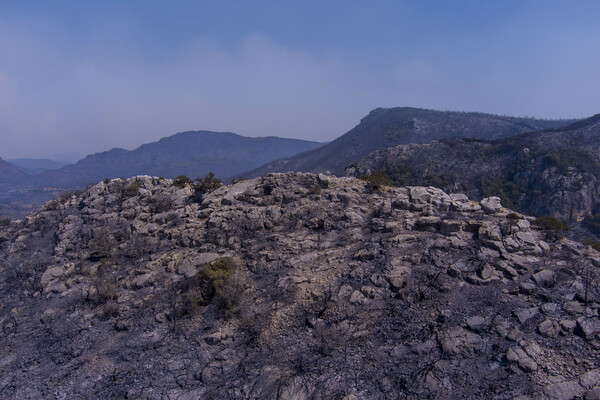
[0,108,586,221]
[345,114,600,227]
[0,131,325,218]
[0,158,28,187]
[4,131,323,190]
[245,107,577,177]
[6,158,69,175]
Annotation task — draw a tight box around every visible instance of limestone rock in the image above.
[532,269,556,288]
[538,319,560,338]
[438,327,483,357]
[40,266,64,287]
[480,197,502,214]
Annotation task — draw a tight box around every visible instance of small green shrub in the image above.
[173,175,193,188]
[506,212,521,221]
[0,217,10,226]
[532,216,570,232]
[583,238,600,252]
[193,172,222,202]
[175,257,238,318]
[360,171,394,190]
[480,176,521,211]
[203,257,235,291]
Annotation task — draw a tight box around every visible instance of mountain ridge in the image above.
[345,113,600,227]
[29,130,324,189]
[245,107,578,177]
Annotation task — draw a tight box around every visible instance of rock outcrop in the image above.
[0,173,599,399]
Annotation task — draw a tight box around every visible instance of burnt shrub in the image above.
[88,229,115,261]
[123,181,141,197]
[149,194,173,213]
[583,214,600,235]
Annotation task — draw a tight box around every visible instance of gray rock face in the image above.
[0,172,599,399]
[481,197,503,214]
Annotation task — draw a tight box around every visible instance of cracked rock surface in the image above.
[1,173,600,399]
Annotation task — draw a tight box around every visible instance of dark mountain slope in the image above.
[0,158,29,190]
[246,107,577,177]
[30,131,324,188]
[345,114,600,225]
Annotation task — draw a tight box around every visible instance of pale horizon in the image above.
[1,1,599,159]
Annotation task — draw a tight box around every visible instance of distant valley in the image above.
[6,158,69,176]
[0,131,324,218]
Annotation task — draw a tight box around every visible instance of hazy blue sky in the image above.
[1,1,599,159]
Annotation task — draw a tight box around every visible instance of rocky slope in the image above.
[345,114,600,227]
[246,107,577,177]
[1,173,600,399]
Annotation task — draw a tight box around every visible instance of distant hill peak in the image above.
[245,107,579,178]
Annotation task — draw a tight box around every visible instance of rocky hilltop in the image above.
[1,173,600,399]
[345,114,600,228]
[246,107,577,178]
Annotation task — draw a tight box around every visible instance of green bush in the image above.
[506,212,521,221]
[480,176,521,211]
[583,238,600,252]
[176,257,237,318]
[360,171,394,190]
[543,149,600,175]
[308,185,322,196]
[0,217,10,226]
[203,257,235,292]
[193,172,222,202]
[532,216,570,232]
[57,190,74,203]
[88,230,115,261]
[173,175,193,188]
